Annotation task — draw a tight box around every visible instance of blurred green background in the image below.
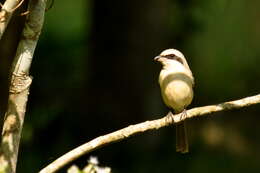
[1,0,260,172]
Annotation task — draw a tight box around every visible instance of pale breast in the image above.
[159,69,193,112]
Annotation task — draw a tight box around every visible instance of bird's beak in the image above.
[154,56,161,61]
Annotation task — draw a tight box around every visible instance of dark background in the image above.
[0,0,260,172]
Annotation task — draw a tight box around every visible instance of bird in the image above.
[154,48,194,153]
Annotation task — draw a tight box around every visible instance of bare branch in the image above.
[0,0,25,39]
[0,0,47,172]
[39,94,260,173]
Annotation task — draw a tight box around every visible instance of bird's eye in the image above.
[165,54,175,59]
[164,54,184,65]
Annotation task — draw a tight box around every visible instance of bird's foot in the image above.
[180,109,187,121]
[165,109,188,124]
[165,111,175,124]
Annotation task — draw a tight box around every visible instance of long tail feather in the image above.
[176,121,189,153]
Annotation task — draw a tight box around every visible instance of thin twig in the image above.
[9,0,25,12]
[45,0,54,11]
[0,0,25,39]
[39,94,260,173]
[0,0,47,173]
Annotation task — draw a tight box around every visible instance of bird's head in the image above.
[154,49,191,70]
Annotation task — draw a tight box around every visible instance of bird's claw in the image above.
[165,111,175,124]
[180,109,187,121]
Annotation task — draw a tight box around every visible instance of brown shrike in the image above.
[154,49,194,153]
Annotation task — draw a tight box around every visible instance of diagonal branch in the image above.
[39,94,260,173]
[0,0,25,39]
[0,0,47,173]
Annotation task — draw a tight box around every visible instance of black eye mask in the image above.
[163,54,184,65]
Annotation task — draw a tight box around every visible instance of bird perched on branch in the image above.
[154,49,194,153]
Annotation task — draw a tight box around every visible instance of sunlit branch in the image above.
[0,0,46,172]
[39,94,260,173]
